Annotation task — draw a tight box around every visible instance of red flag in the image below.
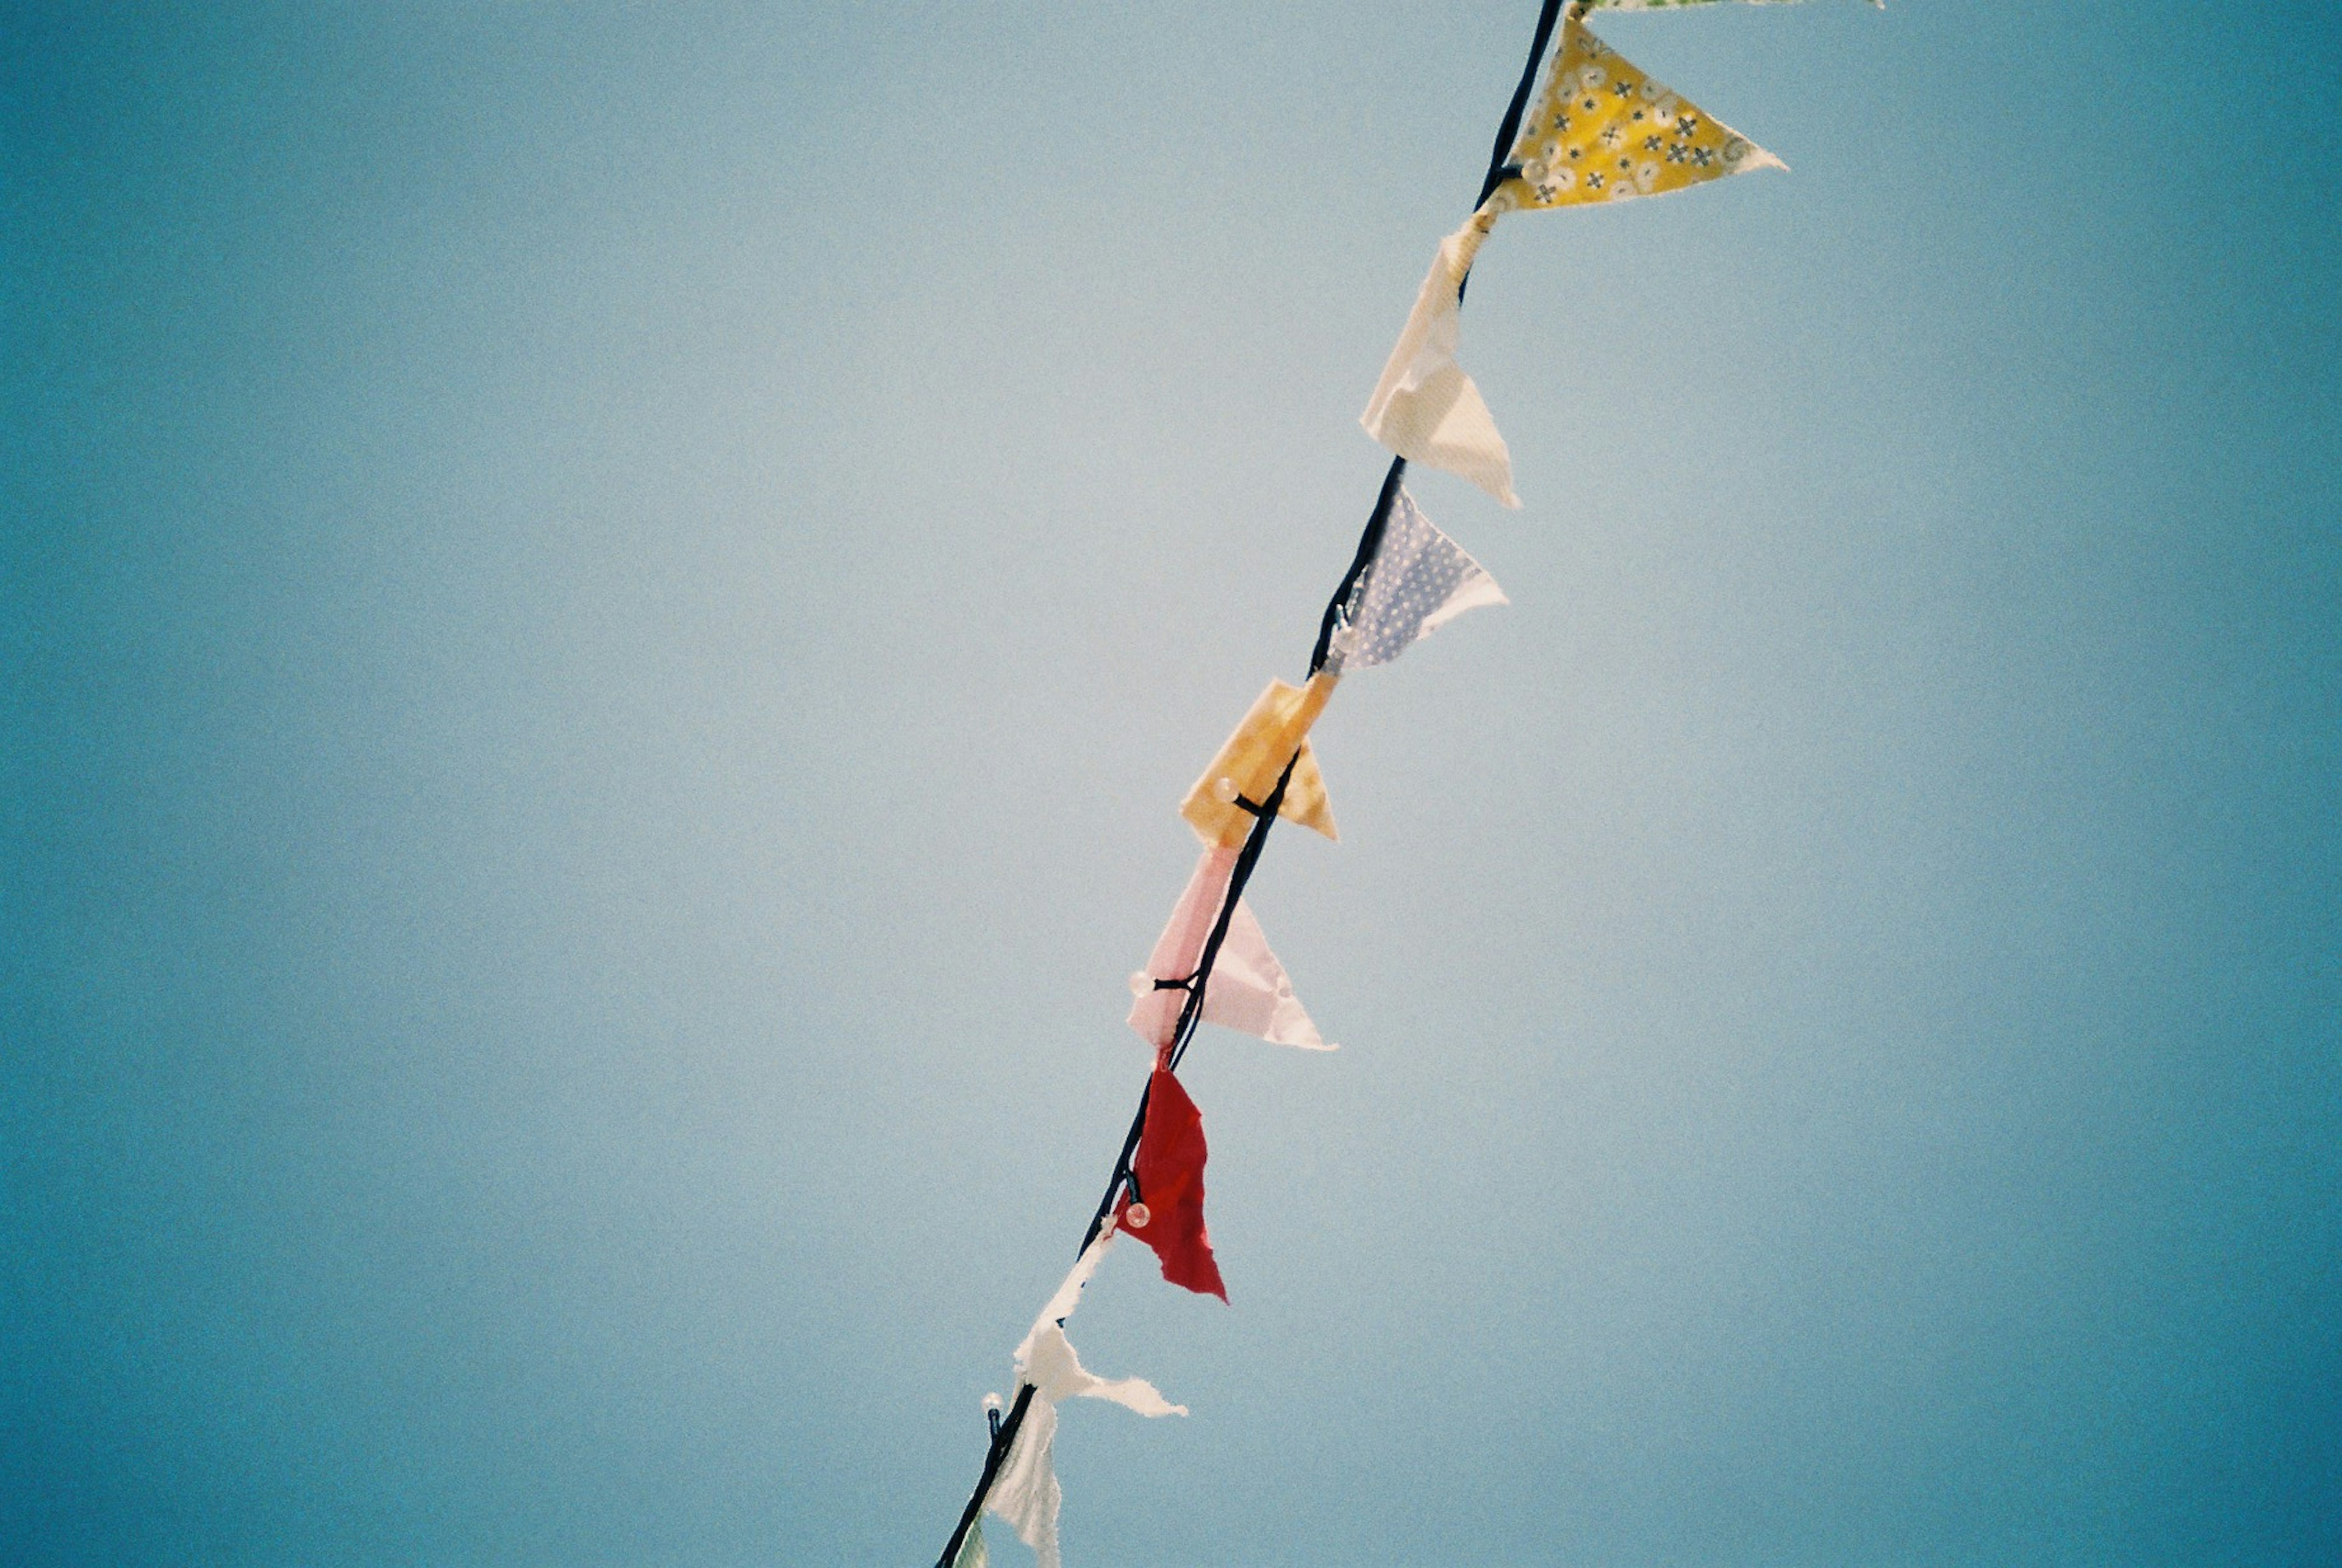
[1115,1065,1227,1301]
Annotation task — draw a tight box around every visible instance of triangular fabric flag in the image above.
[951,1517,989,1568]
[1360,207,1519,508]
[1180,673,1340,848]
[1492,14,1782,210]
[986,1234,1184,1568]
[1127,847,1332,1052]
[1198,898,1329,1050]
[1114,1065,1227,1300]
[1323,486,1507,674]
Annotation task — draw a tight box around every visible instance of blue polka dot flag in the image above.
[1327,487,1508,673]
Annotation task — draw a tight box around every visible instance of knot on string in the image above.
[1208,775,1270,818]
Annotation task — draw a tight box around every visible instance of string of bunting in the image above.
[933,4,1871,1563]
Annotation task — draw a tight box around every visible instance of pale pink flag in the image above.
[1127,848,1332,1052]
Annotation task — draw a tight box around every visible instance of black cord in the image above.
[932,7,1566,1563]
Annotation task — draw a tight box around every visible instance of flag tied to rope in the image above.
[939,1,1877,1558]
[1115,1065,1226,1300]
[1324,487,1507,675]
[1128,846,1330,1053]
[985,1234,1187,1568]
[1494,15,1782,209]
[1360,207,1515,507]
[1364,14,1779,503]
[1180,672,1340,848]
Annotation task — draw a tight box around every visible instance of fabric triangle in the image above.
[1115,1066,1227,1300]
[1201,900,1329,1050]
[1360,208,1518,507]
[1126,848,1331,1052]
[1180,673,1340,848]
[1493,14,1782,211]
[1325,486,1506,675]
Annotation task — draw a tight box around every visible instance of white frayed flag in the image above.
[986,1234,1185,1568]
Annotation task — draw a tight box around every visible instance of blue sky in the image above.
[6,3,2338,1564]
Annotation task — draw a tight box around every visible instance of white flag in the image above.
[1325,487,1507,674]
[1024,1230,1114,1339]
[1130,848,1332,1052]
[1361,207,1519,508]
[987,1395,1064,1568]
[987,1234,1184,1568]
[1020,1324,1186,1418]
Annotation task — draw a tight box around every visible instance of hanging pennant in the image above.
[984,1235,1186,1568]
[1324,487,1507,675]
[1128,847,1332,1052]
[1360,207,1519,508]
[1495,15,1782,209]
[1191,898,1328,1050]
[1180,673,1340,848]
[1114,1065,1227,1300]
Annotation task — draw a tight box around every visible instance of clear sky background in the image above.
[6,3,2338,1564]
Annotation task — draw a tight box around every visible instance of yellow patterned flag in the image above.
[1180,674,1339,848]
[1492,15,1782,210]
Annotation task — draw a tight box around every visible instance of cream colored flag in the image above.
[1359,206,1517,508]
